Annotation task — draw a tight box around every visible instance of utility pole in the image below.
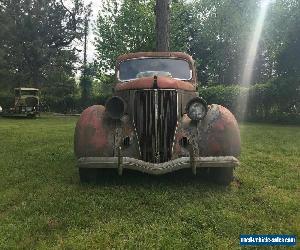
[81,16,90,105]
[83,16,88,79]
[155,0,170,52]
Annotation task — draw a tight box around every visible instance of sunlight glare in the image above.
[237,0,272,121]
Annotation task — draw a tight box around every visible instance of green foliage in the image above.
[80,75,93,106]
[169,0,192,52]
[95,0,156,72]
[264,0,300,78]
[94,0,192,73]
[0,117,299,248]
[92,74,114,98]
[200,85,241,111]
[94,0,299,86]
[0,90,14,109]
[200,81,300,123]
[1,0,299,115]
[0,0,90,105]
[189,0,256,84]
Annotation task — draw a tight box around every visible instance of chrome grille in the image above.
[134,90,177,163]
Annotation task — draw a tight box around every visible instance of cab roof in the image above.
[116,52,194,65]
[15,88,39,91]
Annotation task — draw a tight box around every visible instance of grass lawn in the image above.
[0,115,299,249]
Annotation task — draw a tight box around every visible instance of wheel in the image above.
[27,114,36,119]
[79,168,98,183]
[209,167,233,186]
[79,168,117,183]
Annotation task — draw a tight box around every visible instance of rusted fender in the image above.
[173,104,241,158]
[201,104,241,157]
[74,105,114,158]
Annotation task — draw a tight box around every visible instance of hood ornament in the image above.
[153,75,158,89]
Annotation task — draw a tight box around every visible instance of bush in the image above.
[41,94,111,114]
[0,91,14,109]
[199,81,300,124]
[200,85,240,111]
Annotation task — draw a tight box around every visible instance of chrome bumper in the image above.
[77,156,239,175]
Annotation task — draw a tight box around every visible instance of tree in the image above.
[169,0,192,52]
[188,0,259,85]
[95,0,156,72]
[80,16,92,103]
[94,0,190,74]
[271,0,300,78]
[0,0,90,92]
[155,0,170,51]
[94,0,299,88]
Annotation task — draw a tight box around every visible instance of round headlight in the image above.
[105,96,126,119]
[186,98,207,121]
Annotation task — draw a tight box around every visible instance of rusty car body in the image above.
[74,52,241,185]
[1,87,40,118]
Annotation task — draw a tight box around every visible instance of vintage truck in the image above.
[74,52,241,185]
[1,87,40,118]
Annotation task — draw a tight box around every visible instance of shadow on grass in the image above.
[0,115,36,119]
[75,168,234,192]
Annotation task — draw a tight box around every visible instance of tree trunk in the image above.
[155,0,170,52]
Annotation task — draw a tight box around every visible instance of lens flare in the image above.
[237,0,272,121]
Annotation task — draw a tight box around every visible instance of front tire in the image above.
[79,168,117,183]
[27,114,36,119]
[79,168,98,183]
[209,167,233,186]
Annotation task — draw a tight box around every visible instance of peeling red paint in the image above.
[74,53,241,165]
[115,76,195,91]
[212,119,225,131]
[205,105,241,157]
[209,140,222,154]
[172,104,241,158]
[74,105,113,158]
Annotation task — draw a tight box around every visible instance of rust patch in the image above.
[169,105,240,159]
[115,76,195,91]
[84,125,96,139]
[172,115,194,158]
[204,105,241,157]
[74,105,113,158]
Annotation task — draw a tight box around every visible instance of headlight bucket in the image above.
[105,96,126,119]
[186,97,208,121]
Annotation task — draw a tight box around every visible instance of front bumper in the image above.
[77,156,239,175]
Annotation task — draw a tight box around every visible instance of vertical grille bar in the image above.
[134,90,177,163]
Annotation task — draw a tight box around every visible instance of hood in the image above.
[115,76,196,91]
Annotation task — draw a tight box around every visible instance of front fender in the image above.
[74,105,140,159]
[201,104,241,156]
[74,105,115,158]
[173,104,241,158]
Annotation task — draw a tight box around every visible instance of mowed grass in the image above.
[0,115,299,249]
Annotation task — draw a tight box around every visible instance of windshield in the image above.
[15,90,38,96]
[118,58,192,81]
[22,90,38,96]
